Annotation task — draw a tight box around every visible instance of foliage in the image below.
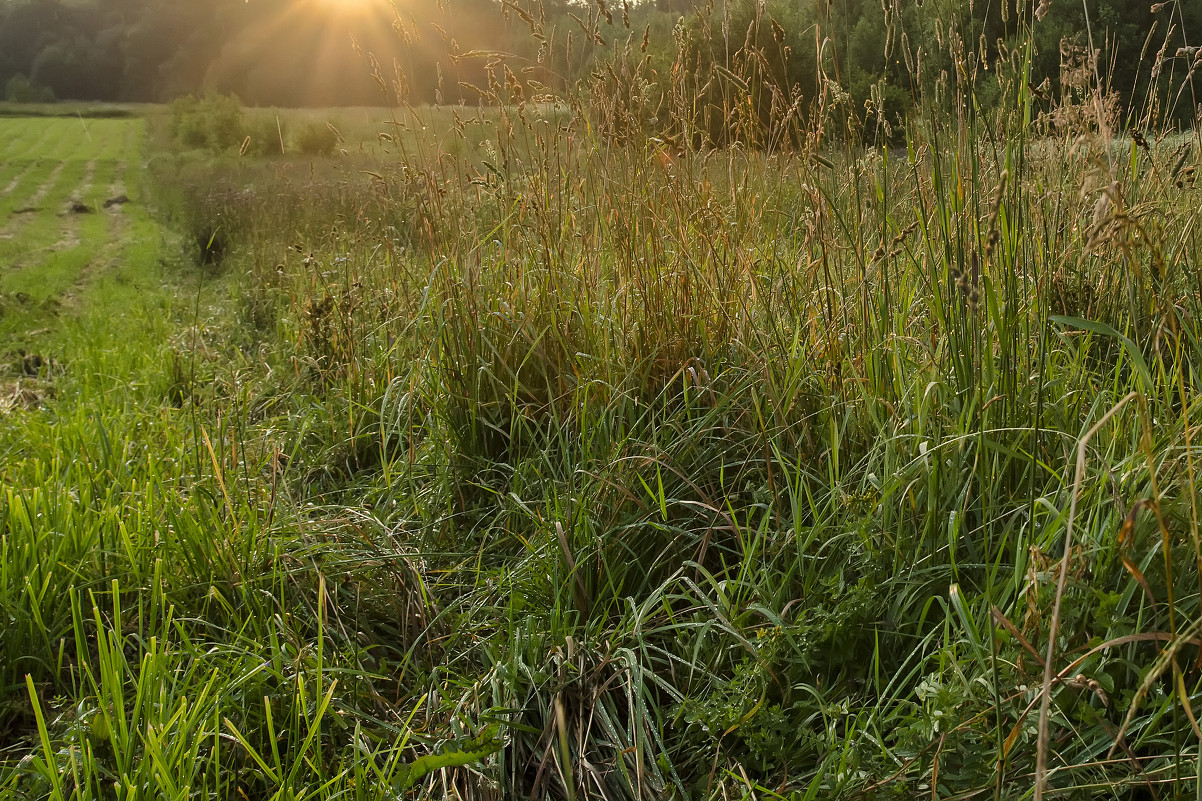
[169,90,246,153]
[293,121,340,157]
[3,74,54,104]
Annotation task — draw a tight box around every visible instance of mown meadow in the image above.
[4,7,1202,800]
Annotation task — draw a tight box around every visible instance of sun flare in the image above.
[313,0,387,16]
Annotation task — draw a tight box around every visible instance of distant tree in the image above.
[0,0,1193,130]
[31,40,88,99]
[5,73,55,103]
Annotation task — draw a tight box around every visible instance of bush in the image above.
[243,113,285,156]
[293,121,339,156]
[169,91,246,152]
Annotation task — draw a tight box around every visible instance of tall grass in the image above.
[4,1,1202,798]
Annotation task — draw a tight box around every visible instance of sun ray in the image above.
[310,0,393,19]
[201,0,408,105]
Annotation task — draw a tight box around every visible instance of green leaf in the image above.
[1050,315,1153,394]
[394,725,504,792]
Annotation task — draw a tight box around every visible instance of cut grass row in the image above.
[0,119,111,211]
[0,119,142,349]
[0,119,130,179]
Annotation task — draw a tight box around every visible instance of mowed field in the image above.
[0,117,165,410]
[1,118,133,303]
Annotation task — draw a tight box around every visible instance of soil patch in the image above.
[0,381,48,414]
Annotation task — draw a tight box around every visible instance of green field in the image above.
[2,86,1202,800]
[0,117,165,411]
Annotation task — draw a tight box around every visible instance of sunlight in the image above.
[312,0,388,17]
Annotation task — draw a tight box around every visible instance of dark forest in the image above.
[1,0,1199,132]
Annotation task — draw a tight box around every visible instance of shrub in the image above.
[293,121,339,156]
[169,90,246,152]
[243,113,285,156]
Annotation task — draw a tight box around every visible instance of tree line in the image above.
[1,0,1198,132]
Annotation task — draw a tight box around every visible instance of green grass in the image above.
[3,17,1202,800]
[0,118,145,351]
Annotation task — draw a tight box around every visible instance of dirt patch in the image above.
[0,347,61,415]
[58,159,98,217]
[0,381,49,414]
[44,162,100,249]
[104,162,129,214]
[17,350,55,375]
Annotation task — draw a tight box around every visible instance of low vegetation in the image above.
[3,4,1202,800]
